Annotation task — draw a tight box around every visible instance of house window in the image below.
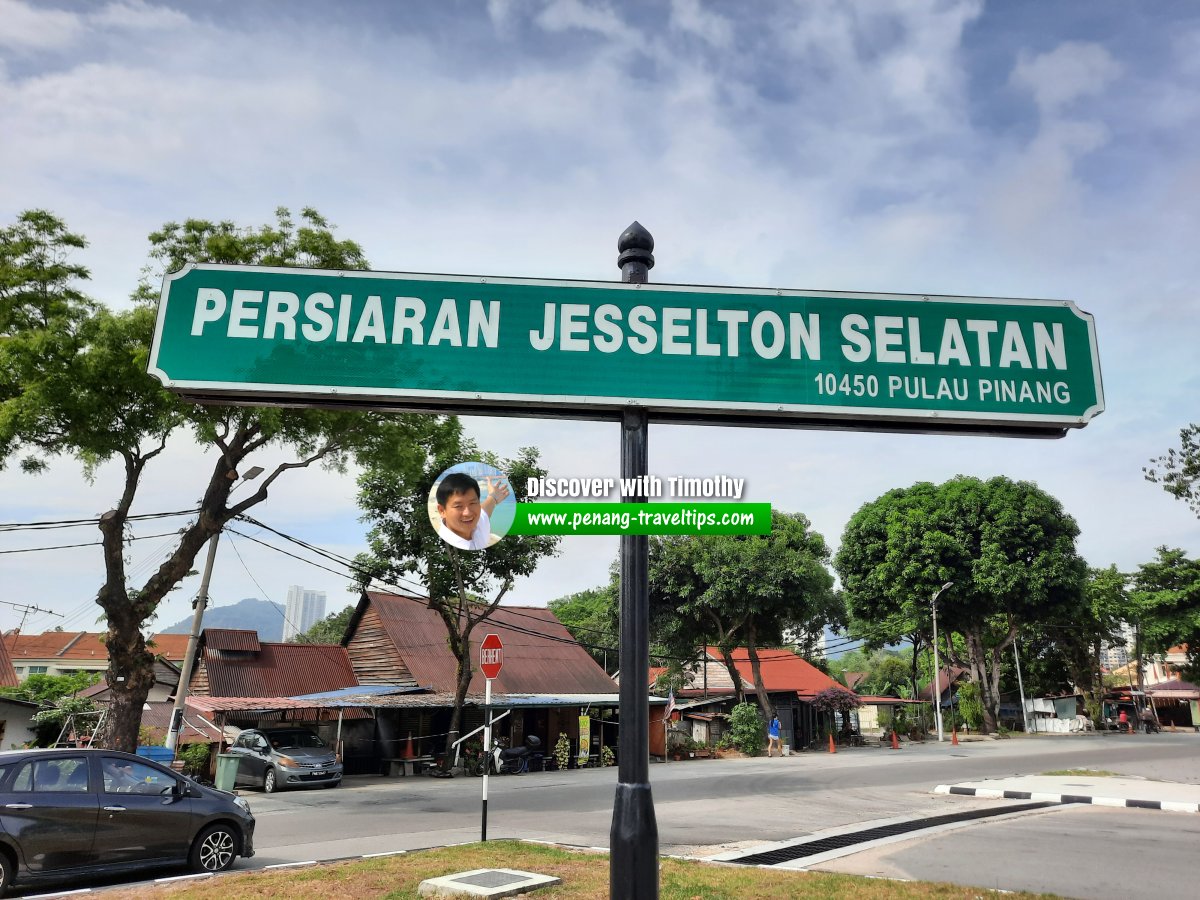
[27,666,48,675]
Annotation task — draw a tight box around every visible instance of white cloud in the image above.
[668,0,732,49]
[88,0,192,32]
[1011,41,1123,114]
[0,0,83,51]
[535,0,636,43]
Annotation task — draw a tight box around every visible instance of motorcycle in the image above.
[470,735,543,776]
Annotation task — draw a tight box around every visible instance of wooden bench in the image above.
[383,756,435,776]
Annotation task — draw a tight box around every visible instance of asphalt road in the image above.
[240,732,1200,898]
[16,732,1200,897]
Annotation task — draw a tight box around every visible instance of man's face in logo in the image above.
[438,488,481,540]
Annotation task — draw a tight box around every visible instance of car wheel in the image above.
[0,849,14,894]
[189,823,238,873]
[262,767,277,793]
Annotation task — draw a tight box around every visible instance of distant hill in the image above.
[161,597,286,642]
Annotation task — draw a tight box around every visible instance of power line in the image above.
[224,531,306,640]
[222,524,700,662]
[0,530,184,555]
[230,514,884,667]
[0,509,201,532]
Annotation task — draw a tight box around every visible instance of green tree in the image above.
[1145,425,1200,517]
[835,476,1087,734]
[0,671,101,706]
[1131,547,1200,683]
[548,586,618,672]
[294,604,357,644]
[0,672,102,747]
[356,434,559,771]
[862,652,914,697]
[723,702,765,756]
[827,647,912,696]
[1022,565,1128,721]
[647,510,839,723]
[1,207,452,751]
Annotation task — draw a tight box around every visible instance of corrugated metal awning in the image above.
[292,684,430,701]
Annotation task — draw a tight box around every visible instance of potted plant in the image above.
[553,733,571,771]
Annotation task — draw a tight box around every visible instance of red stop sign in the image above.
[479,633,504,680]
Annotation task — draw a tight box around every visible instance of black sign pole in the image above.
[610,222,659,900]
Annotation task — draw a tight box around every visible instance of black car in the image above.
[0,748,254,894]
[227,726,343,792]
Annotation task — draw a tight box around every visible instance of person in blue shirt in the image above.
[767,713,782,757]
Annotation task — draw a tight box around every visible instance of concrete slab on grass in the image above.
[418,868,562,898]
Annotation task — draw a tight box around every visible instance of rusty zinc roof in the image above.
[141,700,225,744]
[203,629,261,652]
[185,695,372,722]
[0,637,16,687]
[201,641,359,698]
[358,592,618,696]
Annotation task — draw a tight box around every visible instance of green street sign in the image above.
[149,264,1104,436]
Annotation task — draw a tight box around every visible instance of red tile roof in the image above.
[359,592,617,696]
[4,631,189,664]
[707,646,843,698]
[147,634,190,662]
[201,639,358,698]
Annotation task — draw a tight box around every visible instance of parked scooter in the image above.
[470,735,543,776]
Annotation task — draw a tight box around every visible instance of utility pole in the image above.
[165,532,219,752]
[165,466,262,753]
[1013,640,1031,734]
[930,582,952,742]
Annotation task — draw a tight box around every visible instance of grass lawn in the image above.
[98,841,1061,899]
[1040,769,1120,777]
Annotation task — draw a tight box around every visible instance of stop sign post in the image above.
[480,633,503,841]
[480,633,504,679]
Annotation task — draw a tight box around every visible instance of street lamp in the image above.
[165,466,263,752]
[930,581,953,743]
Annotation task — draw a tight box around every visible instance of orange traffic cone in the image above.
[951,728,959,746]
[890,730,900,750]
[828,733,836,754]
[402,732,416,760]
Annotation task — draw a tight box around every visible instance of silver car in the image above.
[227,727,342,793]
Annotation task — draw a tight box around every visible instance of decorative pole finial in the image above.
[617,221,655,284]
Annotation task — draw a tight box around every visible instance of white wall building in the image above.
[283,586,327,641]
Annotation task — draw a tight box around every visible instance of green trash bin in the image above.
[215,753,240,793]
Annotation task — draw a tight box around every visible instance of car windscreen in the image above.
[267,731,327,749]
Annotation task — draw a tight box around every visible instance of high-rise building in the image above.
[1100,621,1135,670]
[283,585,327,641]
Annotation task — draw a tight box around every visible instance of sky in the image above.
[2,0,1199,640]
